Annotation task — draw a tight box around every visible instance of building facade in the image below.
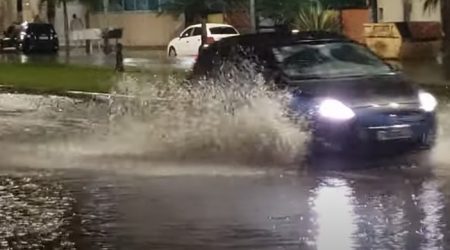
[89,0,183,47]
[0,0,183,47]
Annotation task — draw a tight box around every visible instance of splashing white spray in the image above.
[0,70,310,173]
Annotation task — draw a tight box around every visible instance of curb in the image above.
[0,85,177,103]
[0,84,136,102]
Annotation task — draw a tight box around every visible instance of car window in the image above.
[273,42,392,79]
[209,27,238,35]
[27,24,55,34]
[180,28,193,38]
[192,28,202,36]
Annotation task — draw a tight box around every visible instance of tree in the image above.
[256,0,304,25]
[424,0,450,79]
[256,0,366,26]
[403,0,412,22]
[424,0,439,11]
[40,0,70,54]
[77,0,100,53]
[44,0,56,24]
[296,1,340,32]
[62,0,70,56]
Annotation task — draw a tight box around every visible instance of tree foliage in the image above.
[161,0,245,16]
[423,0,439,11]
[257,0,366,25]
[296,2,340,32]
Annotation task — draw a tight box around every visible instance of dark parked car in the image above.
[192,31,438,154]
[1,22,59,53]
[0,23,20,51]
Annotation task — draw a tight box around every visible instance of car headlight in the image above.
[318,99,355,120]
[419,91,437,112]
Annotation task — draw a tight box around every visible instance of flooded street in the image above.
[0,90,449,250]
[1,53,450,249]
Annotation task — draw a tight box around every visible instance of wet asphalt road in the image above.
[0,94,450,250]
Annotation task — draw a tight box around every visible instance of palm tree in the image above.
[62,0,70,55]
[403,0,412,22]
[77,0,100,53]
[44,0,56,24]
[424,0,450,79]
[424,0,439,11]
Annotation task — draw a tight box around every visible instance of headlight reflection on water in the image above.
[313,178,356,250]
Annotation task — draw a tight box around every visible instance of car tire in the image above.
[419,129,437,150]
[22,44,31,54]
[168,47,177,57]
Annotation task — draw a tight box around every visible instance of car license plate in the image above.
[377,127,412,141]
[39,36,49,40]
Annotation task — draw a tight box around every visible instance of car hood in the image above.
[288,73,419,108]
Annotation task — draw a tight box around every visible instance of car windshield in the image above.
[272,42,392,79]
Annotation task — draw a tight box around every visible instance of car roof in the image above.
[187,23,235,29]
[216,31,351,47]
[25,23,54,28]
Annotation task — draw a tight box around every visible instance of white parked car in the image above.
[167,23,239,57]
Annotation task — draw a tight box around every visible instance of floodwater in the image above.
[0,49,196,71]
[1,58,450,249]
[0,90,450,250]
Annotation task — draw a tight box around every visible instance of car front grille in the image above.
[356,108,427,128]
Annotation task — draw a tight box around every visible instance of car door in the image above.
[176,28,194,56]
[185,27,202,56]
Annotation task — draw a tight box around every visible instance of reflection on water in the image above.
[0,153,449,249]
[19,54,29,64]
[0,50,196,71]
[59,169,449,250]
[417,180,445,249]
[314,178,356,250]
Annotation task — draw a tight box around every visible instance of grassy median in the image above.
[0,63,116,94]
[1,62,448,100]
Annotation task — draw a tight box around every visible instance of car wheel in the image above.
[419,129,437,149]
[168,47,177,57]
[22,43,31,54]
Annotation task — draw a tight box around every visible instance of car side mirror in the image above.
[386,61,402,72]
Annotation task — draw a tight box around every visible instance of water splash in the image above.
[79,71,310,167]
[0,69,310,172]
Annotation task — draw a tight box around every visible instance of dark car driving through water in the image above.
[0,22,59,53]
[191,31,438,154]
